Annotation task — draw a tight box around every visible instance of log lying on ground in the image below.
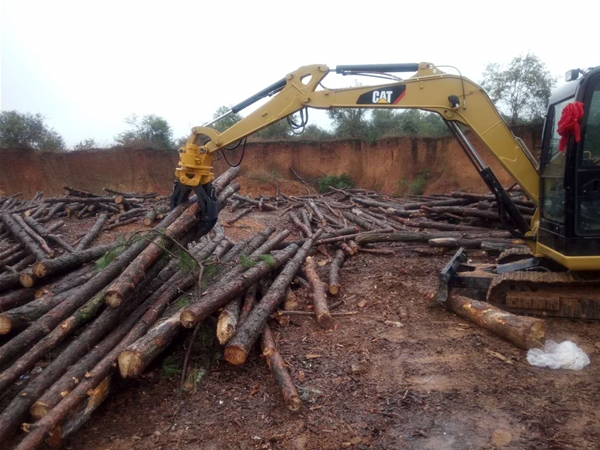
[445,295,545,349]
[239,284,257,325]
[22,216,74,253]
[12,215,54,258]
[288,211,312,237]
[216,297,241,345]
[0,214,47,261]
[261,325,302,411]
[31,243,116,282]
[0,204,189,369]
[232,194,277,211]
[341,211,378,231]
[223,232,321,366]
[355,231,448,246]
[304,256,333,328]
[328,249,345,295]
[428,237,526,250]
[226,207,252,226]
[75,213,107,251]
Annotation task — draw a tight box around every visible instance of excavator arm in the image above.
[173,62,540,238]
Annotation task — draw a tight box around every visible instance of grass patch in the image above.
[317,173,355,193]
[409,170,430,195]
[160,354,183,379]
[95,236,128,270]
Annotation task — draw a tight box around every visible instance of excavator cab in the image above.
[538,67,600,262]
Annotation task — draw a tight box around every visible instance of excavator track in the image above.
[497,247,534,264]
[487,271,600,319]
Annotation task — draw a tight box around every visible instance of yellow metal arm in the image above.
[175,62,539,205]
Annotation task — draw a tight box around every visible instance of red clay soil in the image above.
[0,126,541,199]
[60,208,599,450]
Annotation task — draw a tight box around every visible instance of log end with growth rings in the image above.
[224,345,248,366]
[32,262,47,279]
[0,316,12,335]
[19,272,35,288]
[104,291,124,308]
[30,401,51,421]
[286,395,303,412]
[117,351,143,378]
[179,310,198,329]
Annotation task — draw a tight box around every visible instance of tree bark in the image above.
[12,215,54,258]
[445,295,545,350]
[328,249,345,296]
[355,231,449,246]
[288,211,312,237]
[142,209,157,226]
[232,194,277,211]
[308,200,327,227]
[213,167,241,194]
[341,211,379,231]
[75,214,107,251]
[223,233,321,365]
[22,216,75,253]
[31,243,114,281]
[261,325,302,411]
[428,237,526,250]
[304,256,333,328]
[239,284,257,325]
[0,214,47,261]
[0,289,36,312]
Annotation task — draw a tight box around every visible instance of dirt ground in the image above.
[56,199,600,450]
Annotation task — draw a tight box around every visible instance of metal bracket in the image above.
[436,247,468,304]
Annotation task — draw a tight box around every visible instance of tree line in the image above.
[1,52,556,152]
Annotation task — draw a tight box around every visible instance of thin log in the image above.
[288,211,312,238]
[181,244,301,330]
[75,213,107,251]
[358,247,396,255]
[355,231,449,246]
[142,209,157,226]
[223,233,321,365]
[0,289,36,312]
[31,243,116,280]
[0,214,47,261]
[341,211,378,231]
[304,256,333,328]
[12,215,53,257]
[428,237,526,250]
[45,196,117,204]
[225,207,252,226]
[63,187,99,198]
[308,200,327,227]
[445,295,545,350]
[239,284,257,325]
[261,325,302,411]
[22,216,75,253]
[232,194,277,211]
[328,249,345,296]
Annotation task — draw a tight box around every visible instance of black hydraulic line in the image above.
[336,63,419,74]
[231,78,287,114]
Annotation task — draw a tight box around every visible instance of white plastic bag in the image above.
[527,340,590,371]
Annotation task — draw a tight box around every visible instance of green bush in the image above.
[318,173,355,193]
[409,170,430,195]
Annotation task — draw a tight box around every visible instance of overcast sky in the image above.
[1,0,597,148]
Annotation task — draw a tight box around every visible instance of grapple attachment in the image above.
[170,181,218,237]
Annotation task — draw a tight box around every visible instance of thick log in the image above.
[355,231,448,246]
[0,214,46,261]
[341,211,378,231]
[0,271,21,294]
[328,249,345,296]
[424,205,533,223]
[31,243,115,281]
[402,198,474,210]
[316,229,393,246]
[451,191,535,208]
[261,325,302,411]
[353,208,399,230]
[39,203,65,223]
[75,213,107,251]
[428,237,526,250]
[445,295,545,349]
[213,166,241,194]
[0,289,36,312]
[223,233,321,365]
[308,200,327,227]
[142,209,157,226]
[181,244,300,330]
[216,297,241,345]
[22,216,75,253]
[304,256,333,328]
[404,219,505,233]
[0,204,189,368]
[288,211,312,238]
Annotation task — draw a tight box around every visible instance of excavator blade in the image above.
[170,180,218,238]
[437,248,600,320]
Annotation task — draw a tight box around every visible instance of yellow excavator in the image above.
[171,62,600,319]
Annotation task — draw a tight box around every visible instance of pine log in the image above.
[402,198,474,210]
[288,211,312,237]
[216,297,241,345]
[142,209,157,226]
[217,182,241,205]
[46,196,117,204]
[0,204,189,368]
[0,214,46,261]
[0,271,21,294]
[451,191,535,208]
[0,249,28,269]
[0,289,36,312]
[341,211,378,231]
[181,244,300,330]
[0,243,24,262]
[39,202,65,223]
[338,241,354,257]
[30,243,115,281]
[355,231,448,246]
[261,325,302,411]
[223,234,321,365]
[328,249,345,296]
[304,256,333,329]
[404,219,504,233]
[232,194,277,211]
[445,295,546,349]
[239,284,257,325]
[75,213,107,251]
[22,216,75,253]
[428,237,526,250]
[308,200,327,227]
[300,208,312,229]
[12,215,54,257]
[63,187,99,198]
[353,209,399,231]
[213,166,241,194]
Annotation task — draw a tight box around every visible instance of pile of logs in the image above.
[0,174,541,449]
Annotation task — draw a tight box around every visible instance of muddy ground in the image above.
[55,201,600,450]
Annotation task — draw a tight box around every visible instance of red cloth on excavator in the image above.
[557,101,585,152]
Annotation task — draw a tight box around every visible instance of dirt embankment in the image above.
[0,126,541,198]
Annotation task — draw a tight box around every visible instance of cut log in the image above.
[232,194,277,211]
[181,245,300,330]
[75,213,107,251]
[63,186,99,198]
[222,233,321,365]
[355,231,448,246]
[0,214,47,261]
[445,295,545,349]
[328,249,345,296]
[239,284,257,325]
[0,289,36,312]
[142,209,157,226]
[31,243,115,281]
[216,297,241,345]
[22,216,75,253]
[304,256,333,329]
[261,325,302,411]
[12,214,54,257]
[288,211,312,237]
[428,237,526,250]
[308,200,327,227]
[213,166,241,194]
